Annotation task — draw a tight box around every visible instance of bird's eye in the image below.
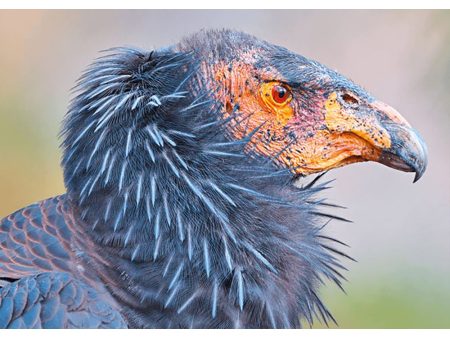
[260,82,292,109]
[272,85,290,104]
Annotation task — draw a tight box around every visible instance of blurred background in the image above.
[0,10,449,328]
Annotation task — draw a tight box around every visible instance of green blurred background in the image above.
[0,10,449,328]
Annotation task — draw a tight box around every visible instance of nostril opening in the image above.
[341,93,359,105]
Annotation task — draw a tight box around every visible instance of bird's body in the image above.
[0,30,427,328]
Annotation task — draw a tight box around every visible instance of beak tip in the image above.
[379,126,428,183]
[413,171,422,183]
[412,157,427,183]
[412,131,428,183]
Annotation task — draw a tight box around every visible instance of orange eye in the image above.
[260,82,292,109]
[271,84,291,104]
[260,82,295,122]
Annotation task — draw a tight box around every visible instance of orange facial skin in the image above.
[204,53,423,178]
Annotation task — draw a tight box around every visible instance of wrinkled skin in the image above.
[182,31,427,179]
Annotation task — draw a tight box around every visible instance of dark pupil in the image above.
[277,87,286,98]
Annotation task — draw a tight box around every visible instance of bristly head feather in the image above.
[60,31,352,329]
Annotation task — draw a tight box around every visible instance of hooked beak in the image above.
[324,94,428,182]
[370,101,428,182]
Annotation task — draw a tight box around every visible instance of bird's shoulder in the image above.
[0,271,127,328]
[0,195,76,281]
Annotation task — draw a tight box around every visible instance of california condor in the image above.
[0,29,427,329]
